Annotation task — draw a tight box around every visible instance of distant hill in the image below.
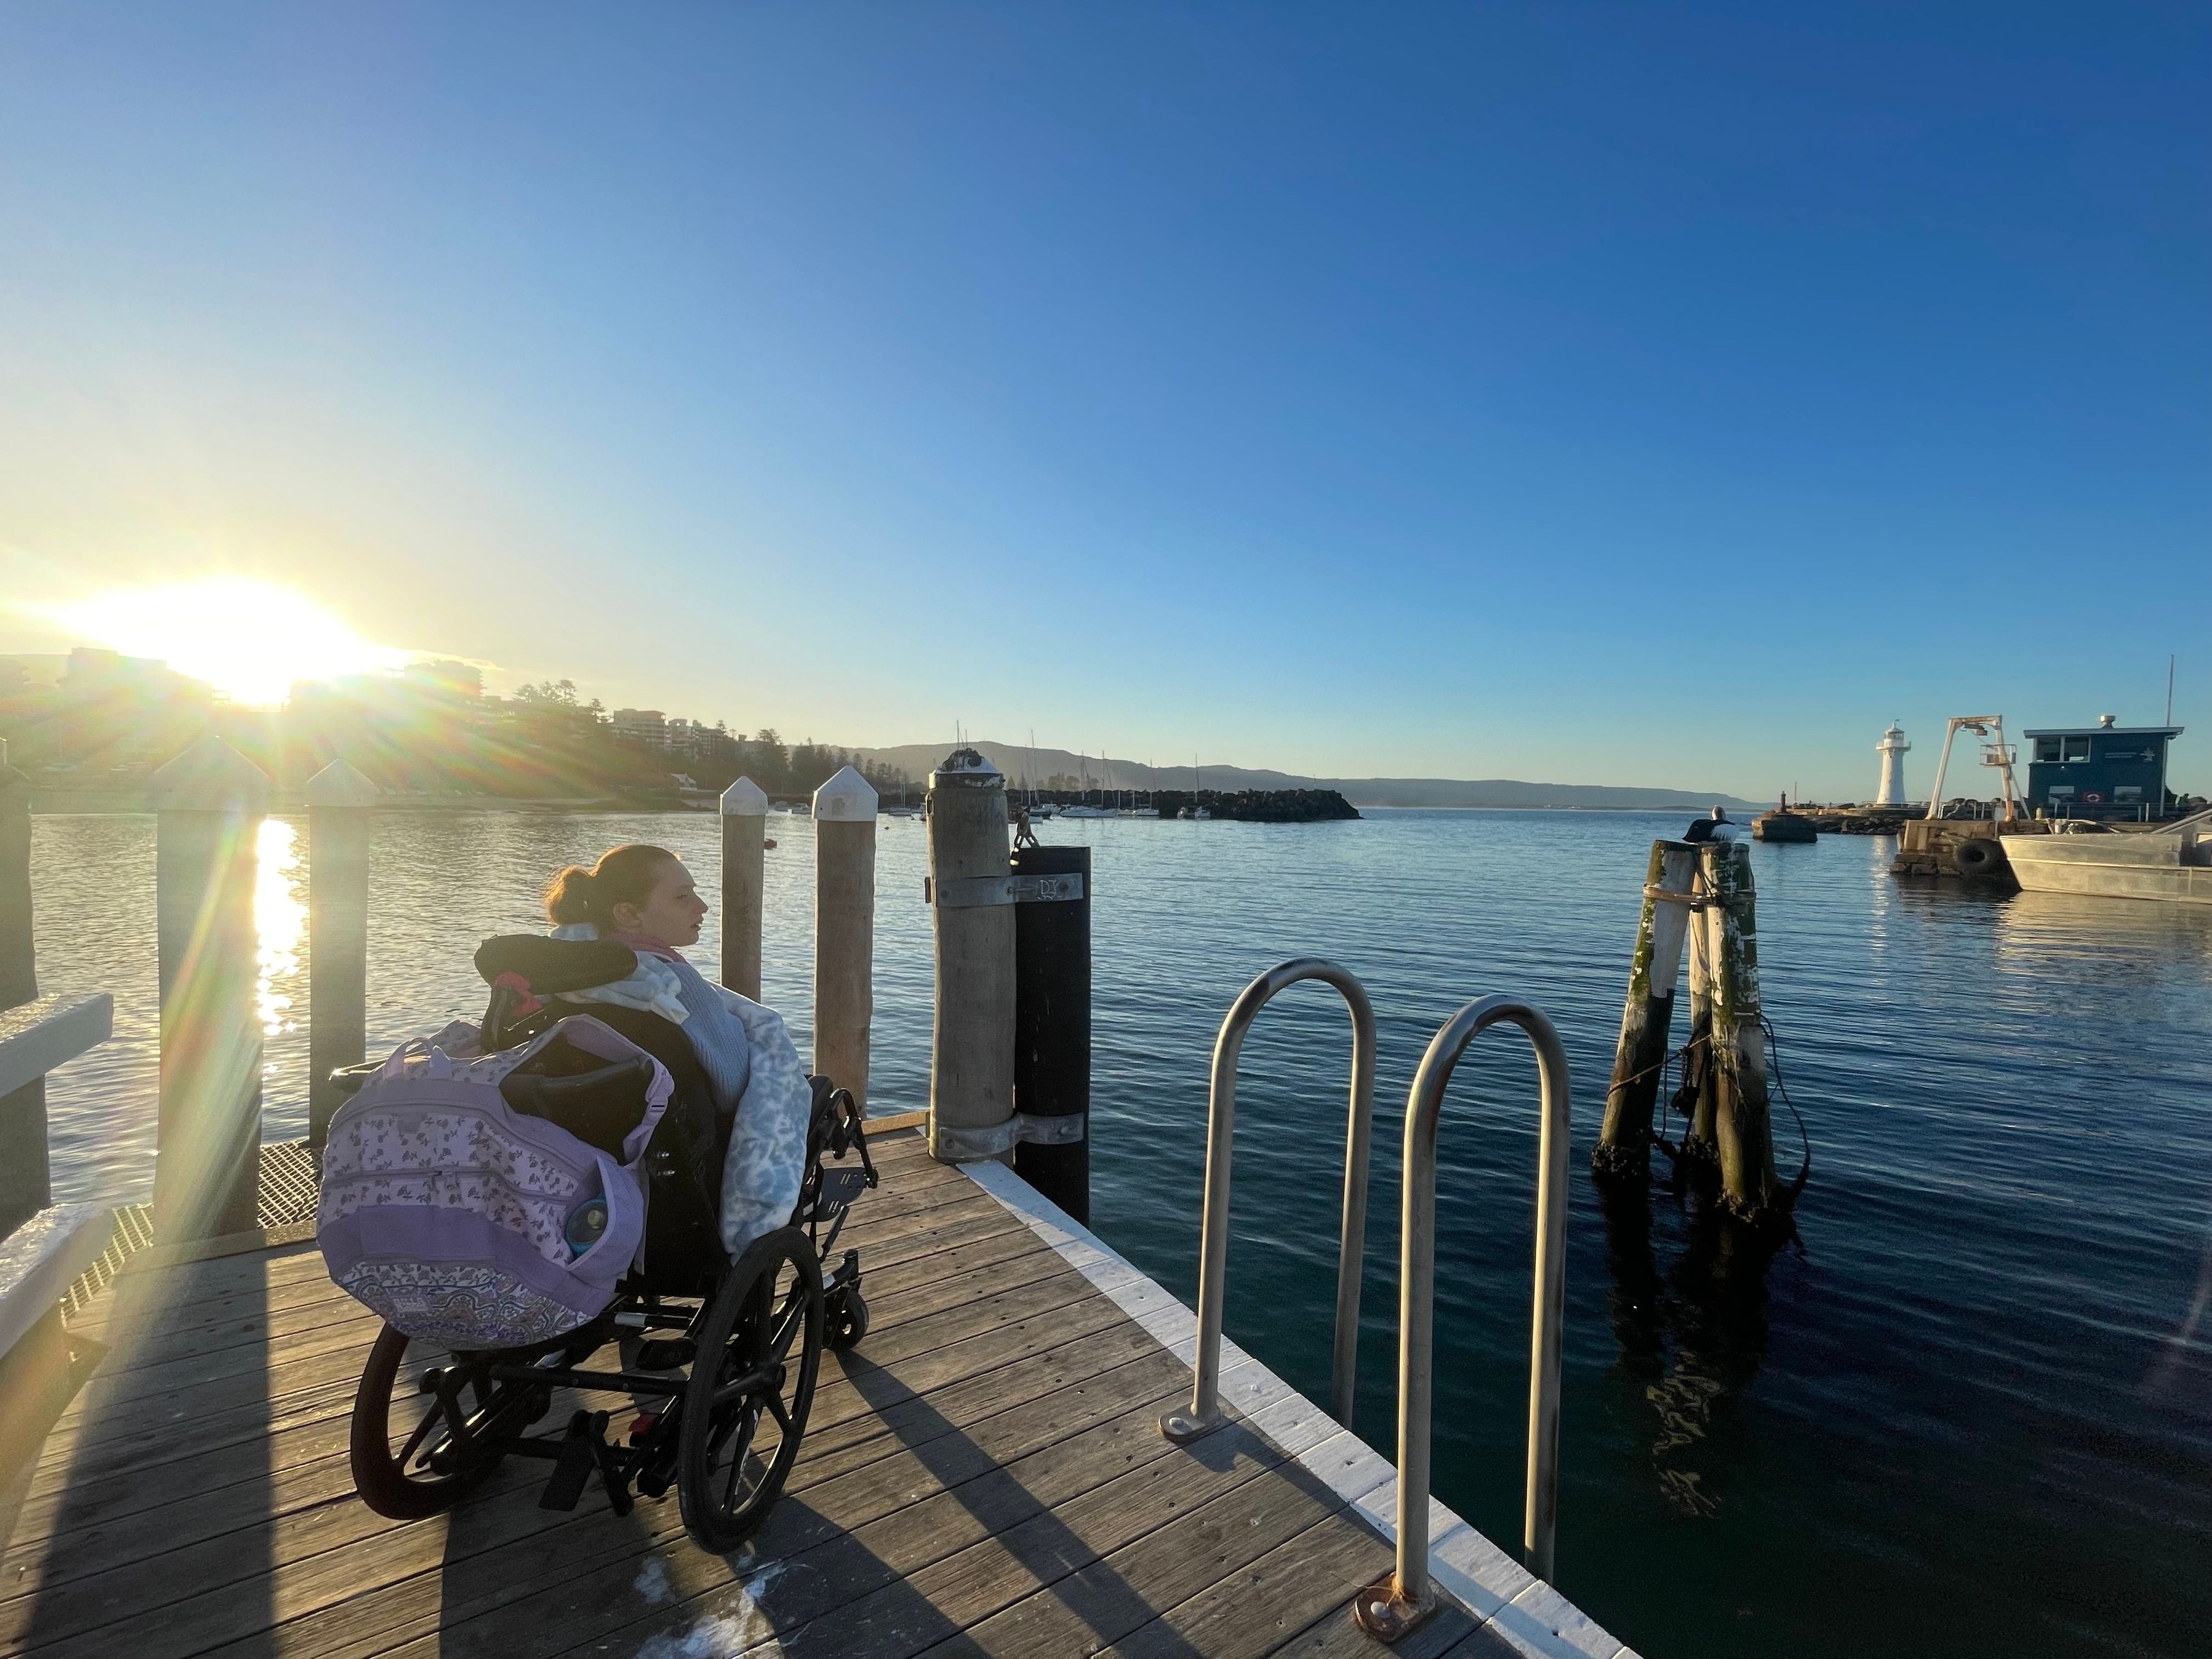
[856,742,1763,812]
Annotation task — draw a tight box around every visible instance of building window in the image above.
[2034,737,2062,764]
[2061,736,2091,763]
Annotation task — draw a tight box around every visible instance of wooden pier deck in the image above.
[0,1127,1632,1659]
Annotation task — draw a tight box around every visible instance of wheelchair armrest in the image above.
[327,1060,383,1099]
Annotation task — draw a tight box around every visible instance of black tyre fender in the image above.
[1953,837,2008,876]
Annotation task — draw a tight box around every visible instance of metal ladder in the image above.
[1158,958,1378,1441]
[1160,963,1572,1643]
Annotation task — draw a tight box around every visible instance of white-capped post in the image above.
[151,734,270,1240]
[306,759,379,1154]
[812,765,877,1108]
[720,776,769,1002]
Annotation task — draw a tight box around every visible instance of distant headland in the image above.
[1,648,1759,815]
[859,742,1763,814]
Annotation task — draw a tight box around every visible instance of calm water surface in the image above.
[28,808,2212,1658]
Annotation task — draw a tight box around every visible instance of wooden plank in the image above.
[15,1230,1099,1532]
[1265,1589,1482,1659]
[1,1248,1066,1616]
[64,1200,1039,1395]
[723,1420,1297,1659]
[259,1359,1197,1659]
[12,1276,1160,1659]
[7,1222,1066,1564]
[896,1427,1334,1659]
[863,1111,929,1136]
[71,1141,959,1328]
[1433,1622,1530,1658]
[1093,1509,1395,1659]
[543,1410,1279,1659]
[53,1178,1006,1436]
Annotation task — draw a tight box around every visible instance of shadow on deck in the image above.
[0,1130,1581,1659]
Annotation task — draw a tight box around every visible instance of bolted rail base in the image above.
[1156,1406,1224,1444]
[1351,1570,1438,1644]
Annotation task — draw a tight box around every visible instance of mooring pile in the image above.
[1592,836,1798,1229]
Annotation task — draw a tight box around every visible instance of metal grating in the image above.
[255,1138,321,1229]
[60,1202,154,1322]
[60,1139,319,1322]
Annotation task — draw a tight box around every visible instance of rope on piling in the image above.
[1636,1019,1812,1204]
[1758,1011,1814,1200]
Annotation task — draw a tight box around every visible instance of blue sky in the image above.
[1,3,2204,798]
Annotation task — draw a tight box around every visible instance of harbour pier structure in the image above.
[0,741,1637,1659]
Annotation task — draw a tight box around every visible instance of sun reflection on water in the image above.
[256,817,306,1043]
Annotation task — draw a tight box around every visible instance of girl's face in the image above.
[611,856,708,947]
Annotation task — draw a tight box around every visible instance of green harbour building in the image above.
[2023,717,2185,819]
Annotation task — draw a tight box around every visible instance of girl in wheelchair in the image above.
[540,844,808,1261]
[318,844,875,1551]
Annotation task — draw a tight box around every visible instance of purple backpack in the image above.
[319,1015,672,1349]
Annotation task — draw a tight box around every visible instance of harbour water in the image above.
[25,807,2212,1658]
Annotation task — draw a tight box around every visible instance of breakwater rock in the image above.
[1150,788,1359,822]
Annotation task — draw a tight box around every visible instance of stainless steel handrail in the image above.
[1159,957,1378,1442]
[1354,994,1571,1641]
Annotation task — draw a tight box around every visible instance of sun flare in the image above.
[43,578,411,706]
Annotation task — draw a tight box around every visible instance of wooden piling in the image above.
[1594,839,1697,1182]
[1699,840,1784,1226]
[926,749,1016,1163]
[1681,912,1719,1169]
[811,765,877,1109]
[719,777,768,1001]
[306,759,378,1153]
[1011,843,1091,1222]
[150,735,269,1240]
[0,744,46,1236]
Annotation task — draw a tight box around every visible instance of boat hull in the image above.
[2000,835,2212,905]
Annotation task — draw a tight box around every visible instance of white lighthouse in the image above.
[1876,723,1911,806]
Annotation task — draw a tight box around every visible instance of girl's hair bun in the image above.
[543,864,600,924]
[543,845,679,927]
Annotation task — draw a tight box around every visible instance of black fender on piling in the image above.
[1011,843,1091,1223]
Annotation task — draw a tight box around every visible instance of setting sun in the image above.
[43,578,411,706]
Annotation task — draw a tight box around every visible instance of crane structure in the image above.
[1923,716,2022,822]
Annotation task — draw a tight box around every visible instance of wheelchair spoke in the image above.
[396,1402,449,1472]
[767,1291,808,1366]
[719,1404,762,1509]
[763,1389,794,1436]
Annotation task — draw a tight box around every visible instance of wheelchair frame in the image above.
[340,979,879,1553]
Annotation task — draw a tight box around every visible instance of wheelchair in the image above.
[334,934,878,1552]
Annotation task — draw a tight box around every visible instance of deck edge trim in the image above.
[953,1156,1643,1659]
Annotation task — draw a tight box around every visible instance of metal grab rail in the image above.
[1354,995,1571,1642]
[1159,958,1378,1442]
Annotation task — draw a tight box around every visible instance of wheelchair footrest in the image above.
[540,1410,606,1511]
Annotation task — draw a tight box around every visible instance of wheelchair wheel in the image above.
[826,1284,868,1352]
[351,1323,599,1519]
[678,1227,823,1553]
